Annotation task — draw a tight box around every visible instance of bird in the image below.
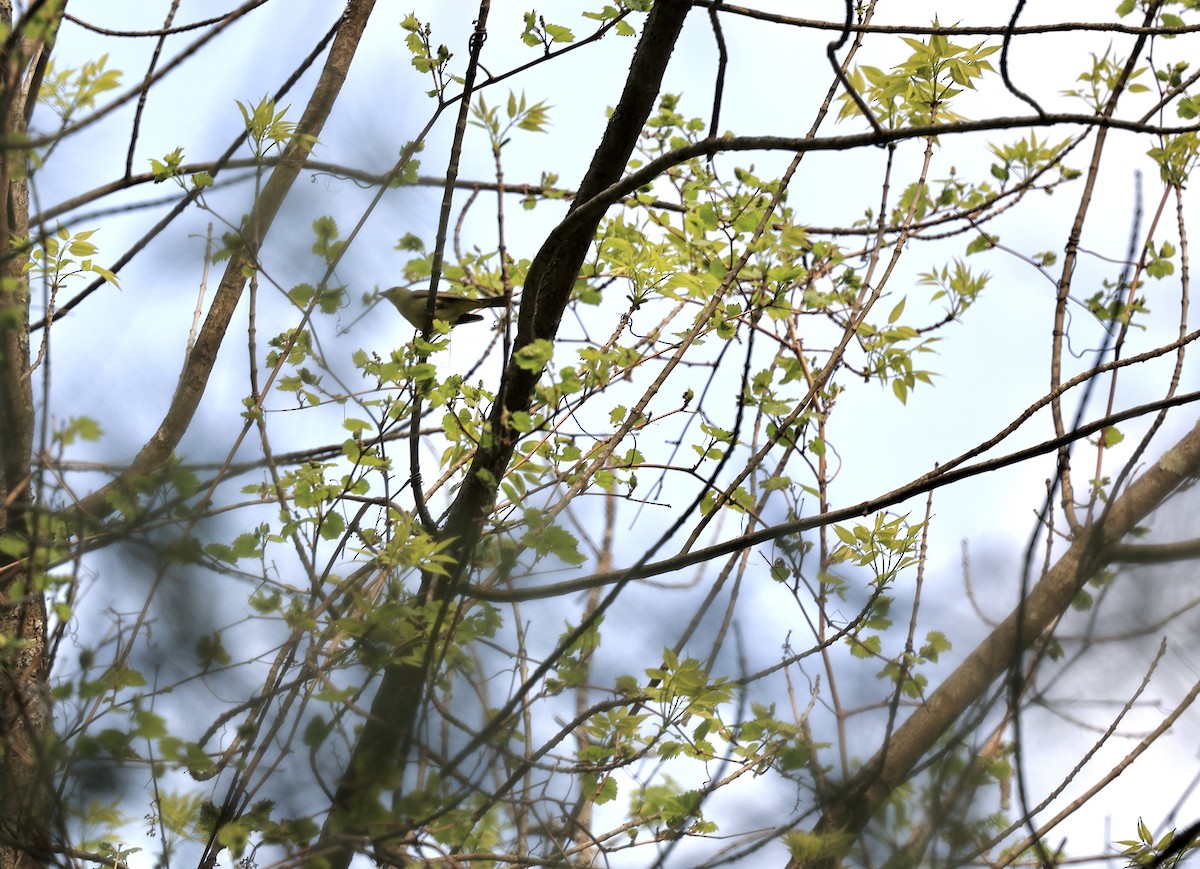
[380,286,509,329]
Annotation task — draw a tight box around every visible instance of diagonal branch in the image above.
[73,0,375,521]
[787,415,1200,868]
[441,0,693,559]
[314,2,695,866]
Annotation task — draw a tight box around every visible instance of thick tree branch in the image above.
[315,3,696,866]
[0,3,60,866]
[787,415,1200,868]
[73,1,372,521]
[445,0,692,590]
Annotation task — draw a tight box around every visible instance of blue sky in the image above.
[33,1,1200,864]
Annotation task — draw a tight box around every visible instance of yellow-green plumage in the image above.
[381,287,509,328]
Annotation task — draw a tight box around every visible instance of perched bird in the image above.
[380,286,509,328]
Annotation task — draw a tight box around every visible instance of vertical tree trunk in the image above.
[0,2,54,867]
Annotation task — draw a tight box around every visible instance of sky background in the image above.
[29,1,1200,865]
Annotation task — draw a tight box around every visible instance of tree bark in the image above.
[311,2,695,867]
[788,418,1200,869]
[0,3,59,867]
[0,0,374,865]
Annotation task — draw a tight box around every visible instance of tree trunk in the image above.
[0,2,55,867]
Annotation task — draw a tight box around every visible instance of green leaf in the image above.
[149,147,184,182]
[595,775,618,804]
[521,518,586,565]
[59,416,103,445]
[396,232,425,252]
[514,338,554,371]
[303,715,332,749]
[319,510,345,541]
[197,631,232,668]
[966,233,997,255]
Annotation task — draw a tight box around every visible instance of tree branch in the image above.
[73,2,371,519]
[789,414,1200,868]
